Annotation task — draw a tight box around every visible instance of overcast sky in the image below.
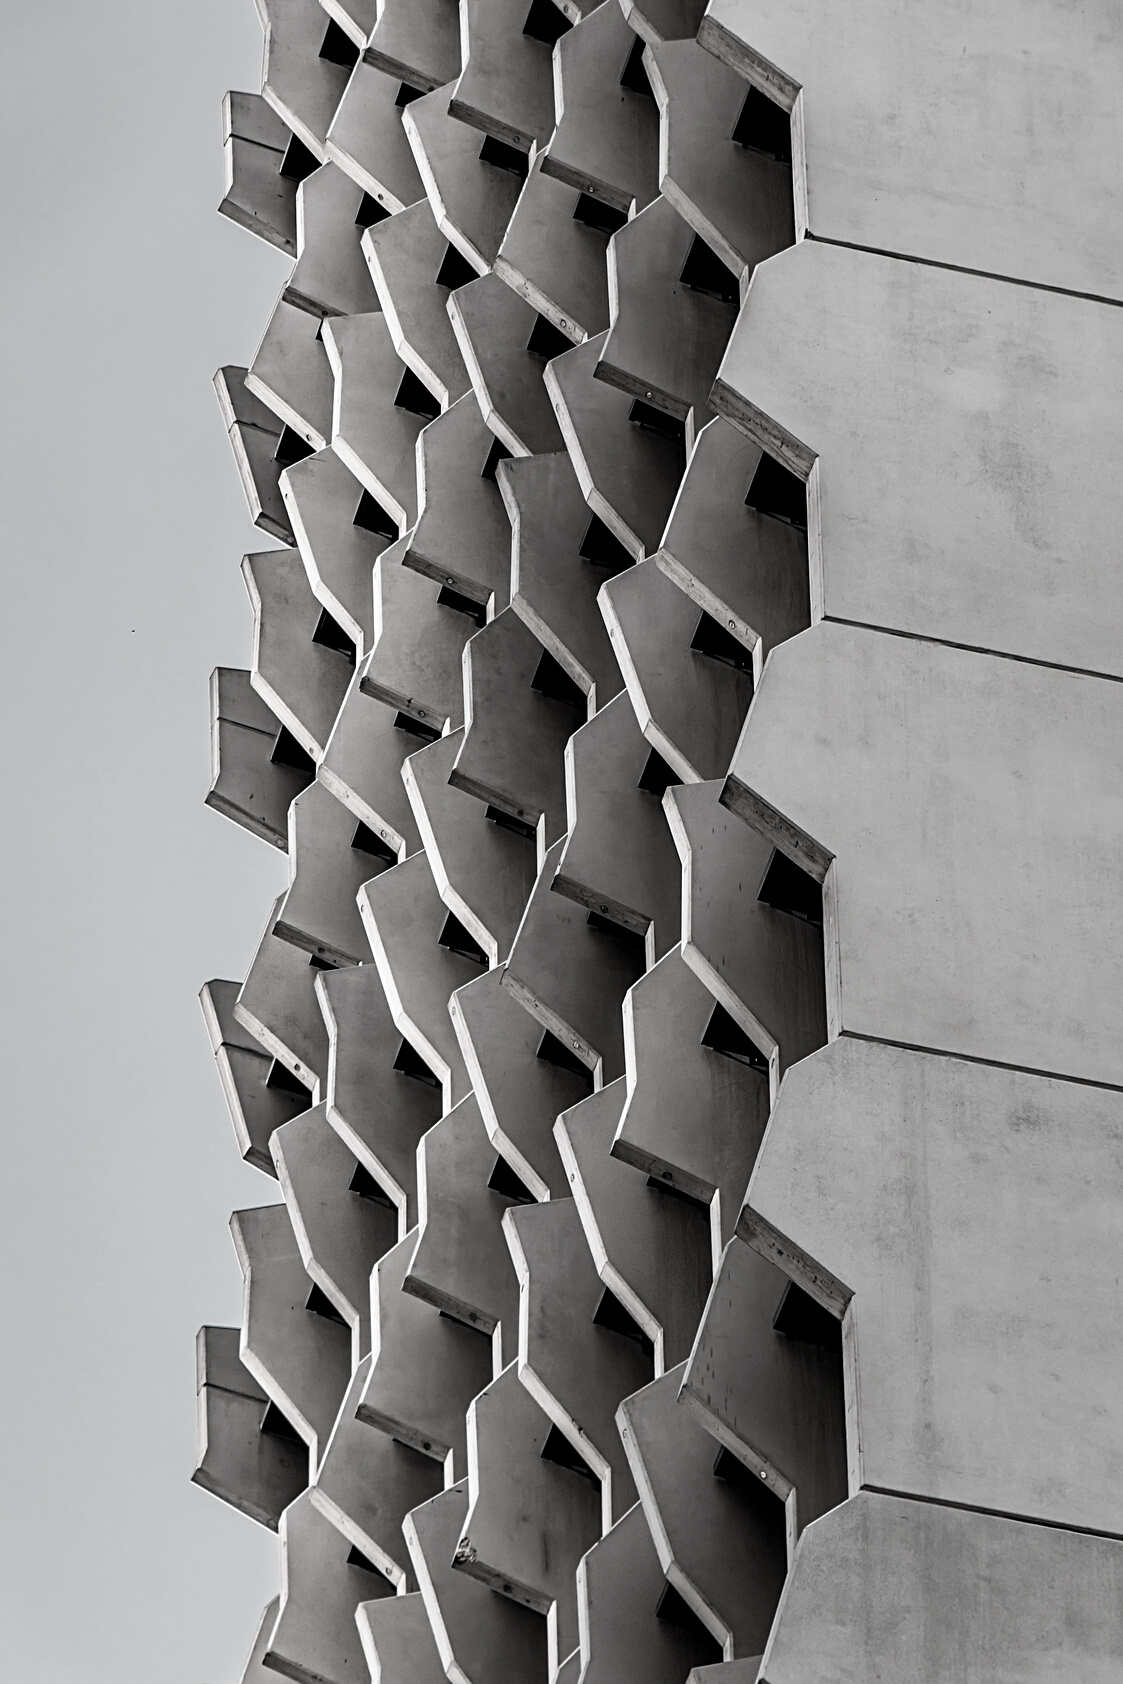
[0,5,300,1679]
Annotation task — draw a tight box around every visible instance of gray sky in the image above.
[0,5,301,1679]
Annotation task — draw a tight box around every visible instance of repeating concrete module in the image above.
[200,4,1123,1682]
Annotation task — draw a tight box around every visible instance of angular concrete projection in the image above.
[267,1490,394,1684]
[448,274,565,458]
[407,1482,549,1684]
[279,449,384,659]
[403,85,522,275]
[404,728,537,967]
[275,780,382,968]
[680,1234,846,1554]
[744,1037,1123,1538]
[541,0,659,217]
[248,296,334,454]
[242,547,353,764]
[271,1104,397,1360]
[194,1325,308,1529]
[356,1592,445,1684]
[323,59,426,210]
[500,451,625,710]
[548,331,685,560]
[405,1093,520,1350]
[201,978,309,1176]
[215,366,296,544]
[285,162,381,319]
[358,1229,491,1474]
[698,0,1123,301]
[364,0,462,93]
[238,1596,281,1684]
[505,1195,650,1523]
[577,1502,721,1684]
[450,0,558,153]
[255,0,352,161]
[231,1203,351,1470]
[599,197,739,432]
[614,949,769,1251]
[316,0,375,53]
[404,391,512,611]
[236,894,329,1097]
[358,850,479,1104]
[495,159,610,343]
[647,41,793,282]
[363,198,471,411]
[504,837,642,1084]
[309,1356,441,1586]
[656,417,809,673]
[220,90,298,255]
[666,780,826,1087]
[554,690,681,964]
[621,0,707,43]
[317,965,440,1226]
[359,554,469,736]
[458,1364,600,1672]
[451,608,580,844]
[207,666,310,852]
[758,1490,1123,1684]
[322,313,423,529]
[714,241,1123,678]
[555,1081,710,1371]
[722,623,1123,1087]
[600,559,753,784]
[450,964,588,1202]
[318,673,421,861]
[618,1366,787,1661]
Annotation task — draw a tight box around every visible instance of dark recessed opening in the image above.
[306,1282,347,1324]
[637,747,680,799]
[655,1583,721,1662]
[526,313,572,362]
[587,910,647,966]
[349,1161,395,1205]
[646,1174,708,1210]
[593,1286,654,1356]
[273,425,315,468]
[319,19,359,67]
[481,436,513,480]
[732,85,792,163]
[308,953,335,970]
[536,1029,594,1088]
[772,1279,842,1352]
[679,234,740,304]
[579,514,633,572]
[393,711,441,742]
[485,804,537,840]
[487,1154,535,1202]
[479,133,530,178]
[620,33,654,98]
[279,133,319,183]
[438,910,487,966]
[395,81,424,107]
[270,725,315,773]
[690,611,754,672]
[540,1423,598,1481]
[523,0,572,46]
[312,606,357,665]
[701,1003,768,1072]
[437,584,487,625]
[573,193,628,236]
[353,489,397,538]
[629,399,686,446]
[346,1545,380,1573]
[266,1058,314,1099]
[712,1445,768,1498]
[532,648,586,710]
[352,820,397,863]
[757,849,823,925]
[260,1401,303,1442]
[394,367,441,420]
[355,191,390,228]
[436,242,478,291]
[745,452,807,528]
[393,1037,441,1086]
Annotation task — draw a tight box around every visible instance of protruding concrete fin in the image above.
[257,0,353,161]
[360,552,470,735]
[364,0,461,93]
[220,90,298,254]
[405,390,512,610]
[235,894,329,1097]
[193,1326,308,1531]
[363,198,471,411]
[249,296,334,456]
[403,84,522,274]
[495,157,610,343]
[449,272,566,457]
[274,780,382,968]
[214,367,296,543]
[318,665,421,862]
[450,0,557,153]
[280,448,385,659]
[201,977,309,1175]
[242,546,353,763]
[541,1,660,215]
[324,58,426,209]
[268,1490,395,1684]
[285,160,381,318]
[322,312,423,529]
[207,667,311,852]
[356,1591,446,1684]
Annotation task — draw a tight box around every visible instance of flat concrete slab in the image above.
[323,311,424,529]
[324,59,426,210]
[242,546,353,763]
[359,552,470,735]
[364,0,461,92]
[207,666,310,852]
[403,84,522,273]
[236,893,329,1097]
[220,90,298,255]
[318,665,421,861]
[275,780,381,968]
[248,295,334,454]
[286,161,381,318]
[495,158,610,342]
[449,273,566,457]
[356,1592,446,1684]
[193,1325,308,1529]
[279,448,384,659]
[201,977,308,1176]
[257,0,353,161]
[267,1490,394,1683]
[541,1,659,215]
[404,391,512,611]
[363,198,471,411]
[215,366,296,544]
[450,0,557,152]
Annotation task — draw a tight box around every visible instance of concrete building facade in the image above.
[197,2,1123,1679]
